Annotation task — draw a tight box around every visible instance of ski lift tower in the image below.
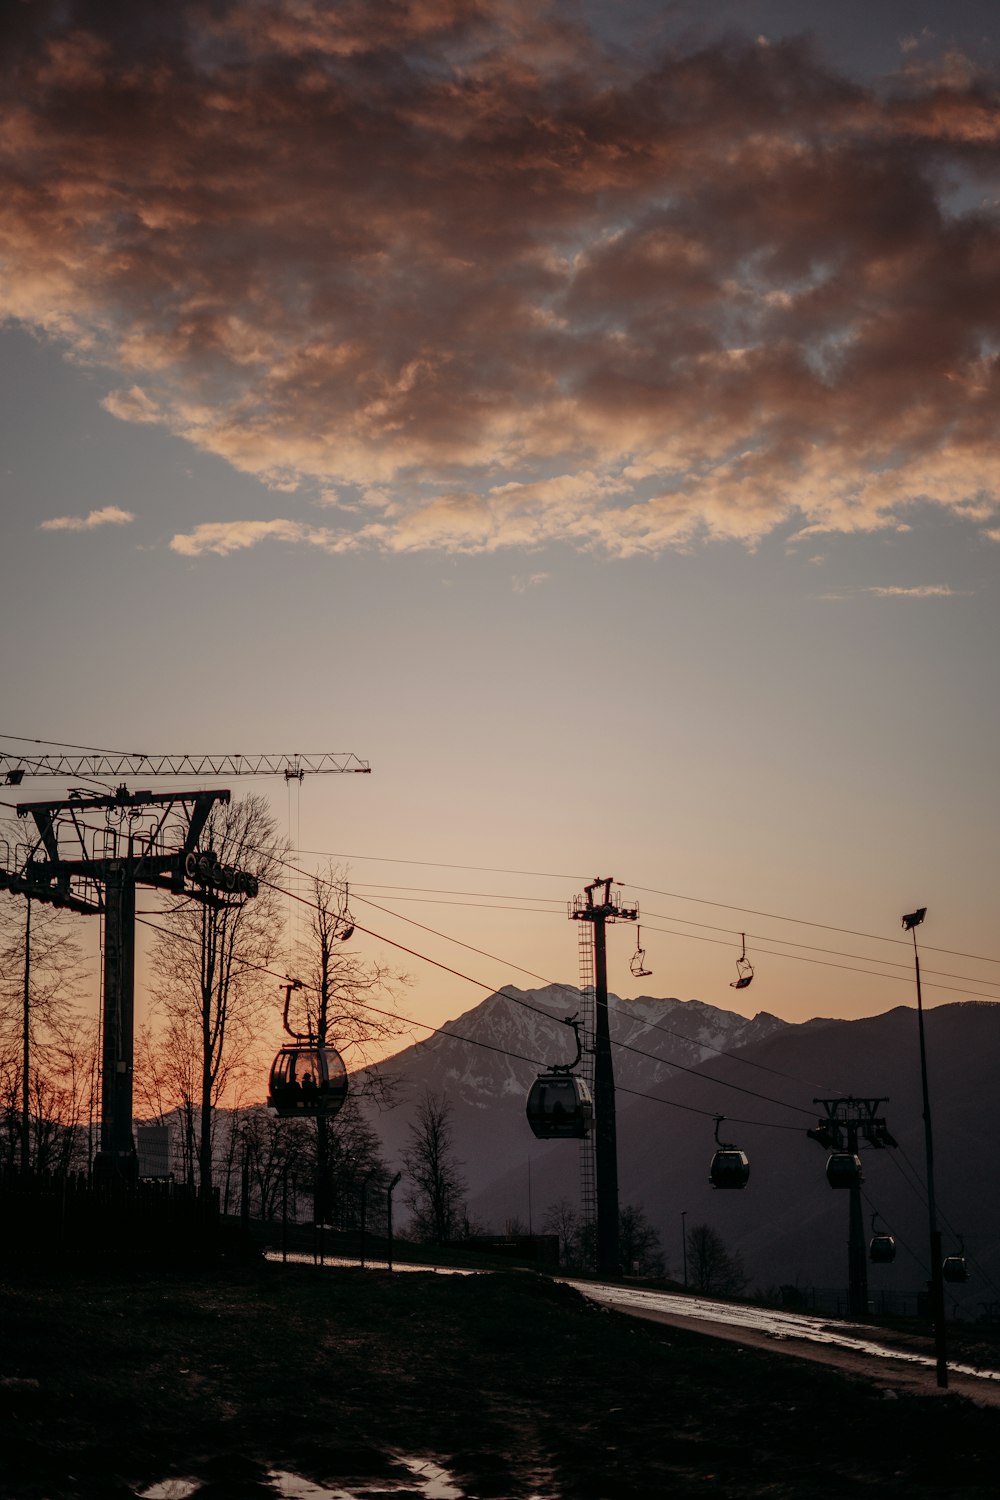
[807,1095,898,1320]
[570,877,638,1279]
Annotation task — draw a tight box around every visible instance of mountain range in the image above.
[362,986,1000,1312]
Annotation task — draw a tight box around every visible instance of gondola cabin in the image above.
[710,1148,750,1189]
[268,1044,348,1119]
[526,1073,593,1139]
[869,1232,896,1264]
[943,1254,969,1284]
[826,1151,863,1189]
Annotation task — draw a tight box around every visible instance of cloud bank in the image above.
[4,1,1000,557]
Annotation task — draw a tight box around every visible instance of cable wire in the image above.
[131,909,805,1132]
[280,863,849,1100]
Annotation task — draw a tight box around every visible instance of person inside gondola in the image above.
[300,1070,317,1103]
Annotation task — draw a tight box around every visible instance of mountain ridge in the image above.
[360,988,1000,1306]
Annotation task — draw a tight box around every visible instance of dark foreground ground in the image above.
[2,1260,1000,1500]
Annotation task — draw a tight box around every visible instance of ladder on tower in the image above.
[577,921,597,1268]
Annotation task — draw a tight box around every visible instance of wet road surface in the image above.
[569,1281,1000,1405]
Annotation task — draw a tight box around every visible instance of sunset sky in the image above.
[2,0,999,1054]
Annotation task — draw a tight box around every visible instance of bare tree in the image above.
[542,1197,580,1266]
[0,887,90,1171]
[292,865,409,1079]
[687,1222,749,1297]
[36,1014,100,1173]
[288,864,408,1219]
[402,1089,467,1243]
[149,795,285,1193]
[238,1105,313,1220]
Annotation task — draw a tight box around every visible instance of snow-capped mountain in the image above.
[361,983,788,1202]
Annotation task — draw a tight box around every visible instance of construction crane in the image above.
[2,749,370,786]
[0,742,370,1185]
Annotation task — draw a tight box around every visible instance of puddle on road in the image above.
[268,1455,463,1499]
[266,1471,358,1499]
[138,1453,470,1500]
[397,1455,463,1499]
[137,1483,201,1500]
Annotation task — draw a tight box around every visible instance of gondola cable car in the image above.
[267,978,349,1120]
[943,1236,969,1284]
[730,933,754,990]
[709,1115,750,1189]
[869,1213,896,1264]
[825,1149,863,1188]
[526,1017,593,1140]
[630,926,652,979]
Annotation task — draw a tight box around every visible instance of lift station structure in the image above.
[0,748,369,1184]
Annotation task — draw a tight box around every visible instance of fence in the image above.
[0,1167,227,1266]
[777,1285,940,1320]
[241,1165,403,1271]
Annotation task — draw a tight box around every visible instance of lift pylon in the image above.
[807,1096,897,1319]
[3,785,249,1182]
[0,745,370,1184]
[570,878,638,1279]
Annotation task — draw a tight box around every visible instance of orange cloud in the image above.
[3,4,1000,556]
[40,506,135,531]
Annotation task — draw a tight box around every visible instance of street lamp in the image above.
[681,1209,688,1291]
[902,906,948,1389]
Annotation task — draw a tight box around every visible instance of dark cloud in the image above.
[2,1,1000,555]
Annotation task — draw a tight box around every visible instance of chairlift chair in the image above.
[709,1115,750,1189]
[525,1017,594,1140]
[826,1151,863,1189]
[337,881,355,942]
[630,927,652,980]
[869,1214,896,1264]
[730,933,754,990]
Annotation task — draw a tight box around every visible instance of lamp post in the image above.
[681,1210,688,1290]
[903,906,948,1389]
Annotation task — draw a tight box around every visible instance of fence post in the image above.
[281,1167,288,1264]
[360,1170,376,1270]
[240,1147,250,1238]
[386,1172,402,1274]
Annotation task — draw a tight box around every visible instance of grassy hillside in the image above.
[2,1261,999,1498]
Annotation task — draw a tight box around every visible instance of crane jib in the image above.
[1,751,371,779]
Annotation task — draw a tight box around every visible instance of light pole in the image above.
[903,906,948,1389]
[681,1210,688,1290]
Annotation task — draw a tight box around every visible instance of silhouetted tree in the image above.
[289,864,408,1219]
[542,1197,666,1274]
[150,795,285,1193]
[0,884,91,1171]
[402,1089,467,1243]
[542,1197,580,1265]
[687,1222,748,1296]
[619,1202,667,1277]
